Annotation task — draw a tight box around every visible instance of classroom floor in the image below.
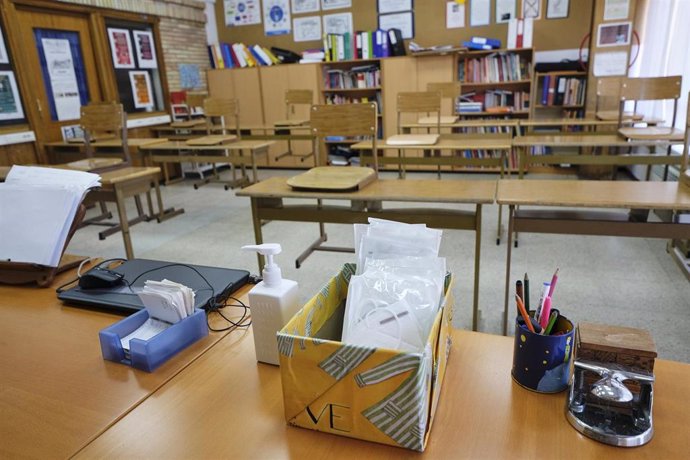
[65,168,690,363]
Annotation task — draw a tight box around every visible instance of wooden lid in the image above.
[577,322,657,358]
[286,166,376,191]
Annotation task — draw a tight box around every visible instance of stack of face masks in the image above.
[342,219,446,353]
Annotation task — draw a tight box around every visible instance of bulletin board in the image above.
[0,21,27,127]
[215,0,594,54]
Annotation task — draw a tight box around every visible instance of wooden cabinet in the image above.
[530,71,588,120]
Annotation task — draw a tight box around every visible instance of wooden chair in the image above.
[310,102,379,172]
[81,102,131,171]
[595,77,644,122]
[426,82,461,124]
[275,89,314,163]
[396,91,442,178]
[618,76,684,180]
[681,92,690,187]
[189,97,243,189]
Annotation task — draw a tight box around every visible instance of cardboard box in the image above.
[277,264,453,451]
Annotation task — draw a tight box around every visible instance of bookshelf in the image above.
[320,59,383,165]
[530,71,588,119]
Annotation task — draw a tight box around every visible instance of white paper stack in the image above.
[0,166,100,267]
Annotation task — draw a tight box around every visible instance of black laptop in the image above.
[58,259,249,314]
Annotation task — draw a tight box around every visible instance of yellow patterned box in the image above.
[277,264,453,451]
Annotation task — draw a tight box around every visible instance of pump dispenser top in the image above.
[242,243,282,287]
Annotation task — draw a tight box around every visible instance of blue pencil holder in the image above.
[511,313,574,393]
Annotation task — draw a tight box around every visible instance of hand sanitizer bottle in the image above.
[241,243,300,365]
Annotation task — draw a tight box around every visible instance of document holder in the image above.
[0,204,87,287]
[99,308,208,372]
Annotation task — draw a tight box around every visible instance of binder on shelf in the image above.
[470,36,501,49]
[462,41,492,50]
[388,28,405,56]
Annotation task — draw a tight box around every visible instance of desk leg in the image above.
[250,198,266,272]
[153,176,185,222]
[503,205,515,336]
[113,185,134,259]
[519,146,526,179]
[473,203,482,332]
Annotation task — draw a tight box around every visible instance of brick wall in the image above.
[57,0,210,91]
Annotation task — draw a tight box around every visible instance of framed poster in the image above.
[0,26,8,64]
[522,0,541,20]
[323,12,353,35]
[0,71,24,121]
[496,0,516,24]
[597,22,631,47]
[225,0,262,26]
[379,11,414,39]
[292,0,319,14]
[377,0,412,14]
[41,38,81,121]
[604,0,629,21]
[546,0,569,19]
[108,28,135,69]
[133,30,157,69]
[263,0,292,36]
[129,70,154,109]
[294,16,322,42]
[321,0,351,10]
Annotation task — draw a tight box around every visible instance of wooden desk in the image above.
[401,118,520,131]
[237,176,495,331]
[74,328,690,458]
[86,167,184,258]
[45,138,168,167]
[497,179,690,334]
[151,124,313,141]
[0,267,251,459]
[519,118,619,129]
[512,133,683,178]
[140,140,273,188]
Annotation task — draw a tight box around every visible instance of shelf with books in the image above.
[322,87,382,93]
[530,71,588,118]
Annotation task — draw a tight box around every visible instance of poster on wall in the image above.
[0,26,8,64]
[129,70,154,109]
[107,28,135,69]
[496,0,516,23]
[179,64,202,89]
[41,38,81,121]
[379,11,414,39]
[378,0,412,14]
[225,0,262,26]
[446,1,465,29]
[597,21,631,47]
[522,0,541,20]
[604,0,629,21]
[321,0,351,10]
[133,30,158,69]
[0,71,24,121]
[469,0,490,27]
[292,0,319,14]
[263,0,292,36]
[323,12,353,35]
[294,16,322,42]
[546,0,569,19]
[593,51,628,76]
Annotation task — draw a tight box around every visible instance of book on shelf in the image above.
[539,76,587,106]
[324,65,380,89]
[208,43,279,68]
[323,92,383,113]
[458,52,531,83]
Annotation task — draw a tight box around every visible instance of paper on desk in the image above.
[144,279,195,317]
[137,279,195,323]
[0,166,101,266]
[120,317,171,352]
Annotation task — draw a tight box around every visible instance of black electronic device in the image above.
[78,268,125,289]
[270,47,302,64]
[59,259,249,314]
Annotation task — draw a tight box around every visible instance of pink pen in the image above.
[539,296,552,332]
[547,268,559,298]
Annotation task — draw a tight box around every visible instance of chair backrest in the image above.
[595,77,623,115]
[426,82,462,100]
[186,92,207,116]
[285,89,313,119]
[80,102,130,164]
[203,97,240,137]
[682,91,690,179]
[310,102,378,172]
[397,91,442,133]
[619,76,682,127]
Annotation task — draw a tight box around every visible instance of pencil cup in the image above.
[511,314,574,393]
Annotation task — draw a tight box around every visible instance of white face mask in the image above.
[344,299,427,352]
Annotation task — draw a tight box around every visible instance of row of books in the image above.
[540,76,587,106]
[208,43,279,69]
[457,90,530,112]
[458,53,531,83]
[324,65,381,89]
[324,93,383,113]
[324,29,404,62]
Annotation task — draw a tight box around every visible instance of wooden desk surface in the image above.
[98,166,161,185]
[75,329,690,458]
[45,138,167,148]
[401,119,519,129]
[0,267,252,459]
[140,139,274,151]
[512,133,678,147]
[351,133,513,151]
[496,179,690,210]
[237,176,497,204]
[519,118,618,127]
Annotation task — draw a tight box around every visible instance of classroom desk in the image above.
[0,266,252,459]
[86,167,184,258]
[497,179,690,335]
[518,118,619,130]
[45,138,168,166]
[237,176,495,331]
[139,139,273,187]
[151,123,313,142]
[74,327,690,458]
[400,118,520,132]
[511,133,682,178]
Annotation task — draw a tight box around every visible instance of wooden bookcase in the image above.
[530,70,588,120]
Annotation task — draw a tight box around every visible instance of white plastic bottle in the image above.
[241,243,300,365]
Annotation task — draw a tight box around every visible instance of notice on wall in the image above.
[446,1,465,29]
[292,0,319,14]
[225,0,262,26]
[379,11,414,39]
[263,0,292,36]
[496,0,516,23]
[129,70,154,109]
[0,71,24,121]
[323,12,353,35]
[41,38,81,121]
[294,16,322,42]
[0,26,8,64]
[322,0,351,10]
[179,64,202,89]
[604,0,629,20]
[470,0,490,26]
[133,30,158,69]
[378,0,412,14]
[107,28,135,69]
[593,51,628,77]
